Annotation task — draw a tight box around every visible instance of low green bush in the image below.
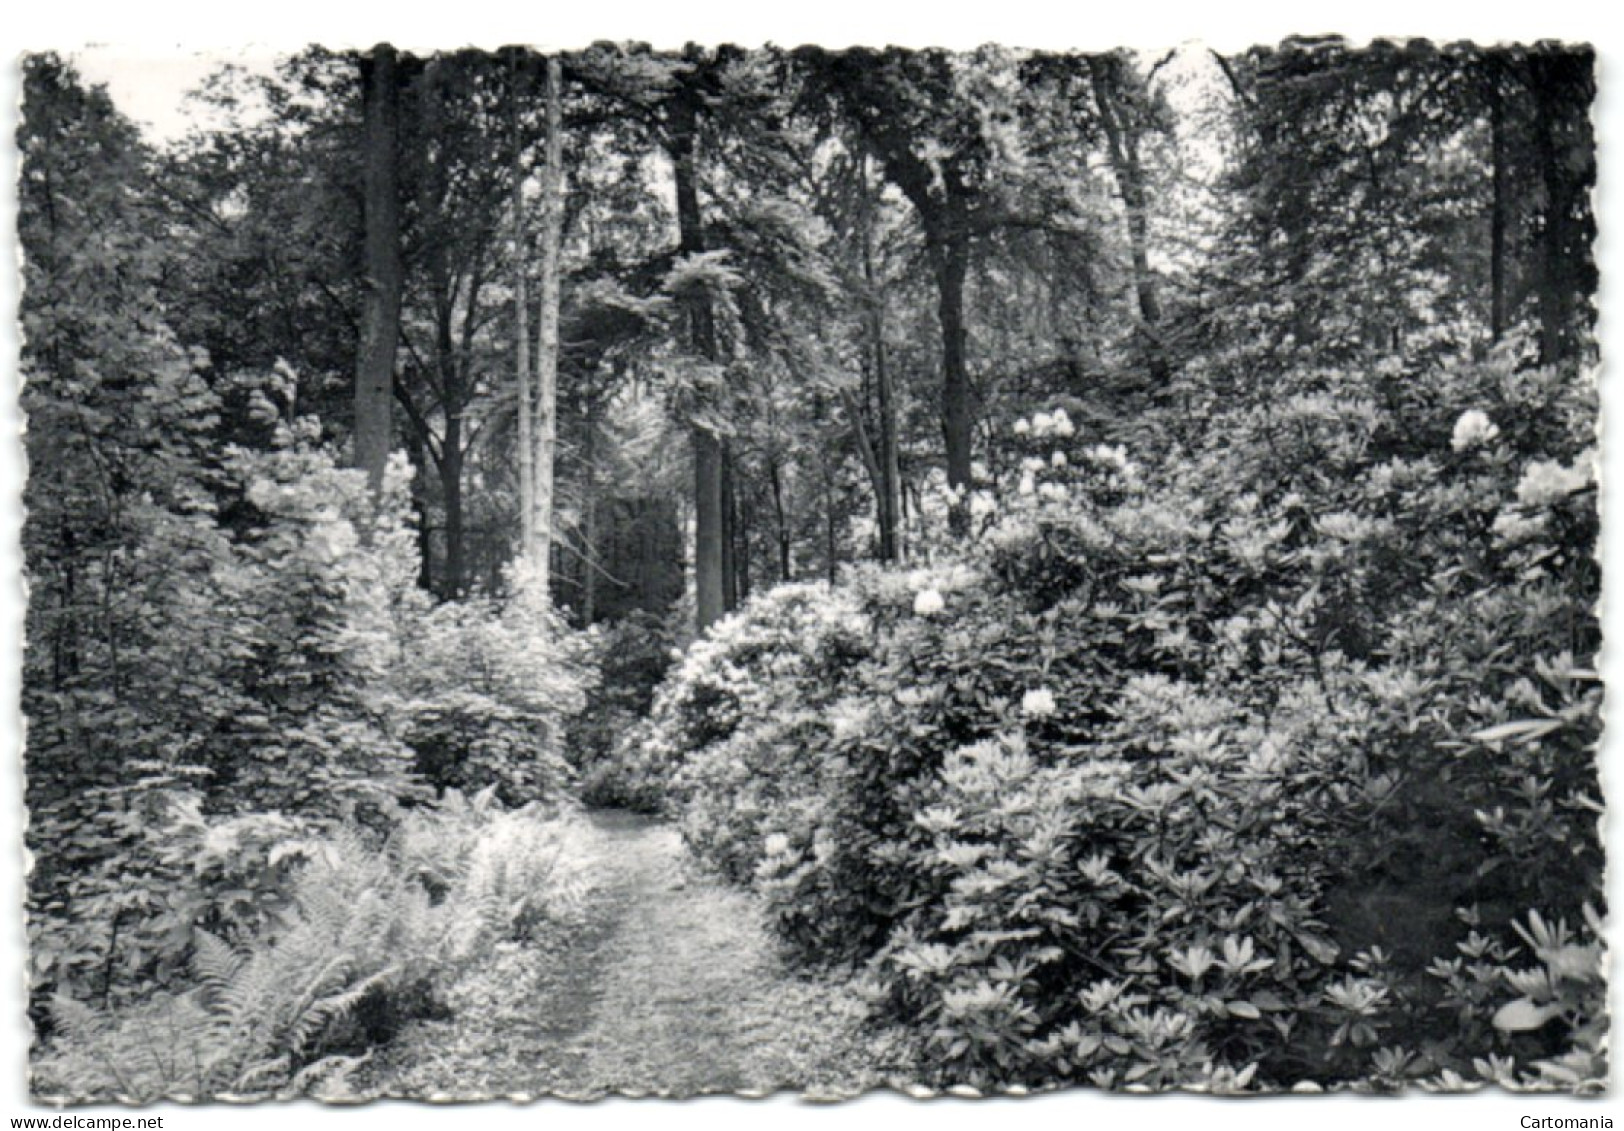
[392,589,595,806]
[576,611,680,810]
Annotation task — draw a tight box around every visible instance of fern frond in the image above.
[216,940,292,1036]
[191,928,245,998]
[49,993,104,1044]
[233,1053,292,1094]
[289,1051,369,1100]
[295,866,355,941]
[131,1003,181,1093]
[272,949,355,1048]
[290,964,396,1052]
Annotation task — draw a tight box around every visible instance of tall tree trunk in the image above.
[1090,56,1168,384]
[1526,52,1594,367]
[721,445,739,610]
[1487,61,1509,343]
[735,492,752,604]
[354,44,402,501]
[874,330,902,560]
[840,384,887,557]
[768,458,791,581]
[582,374,601,625]
[408,434,434,591]
[510,51,536,562]
[419,57,467,595]
[670,88,728,632]
[823,448,838,586]
[851,121,974,540]
[531,54,564,600]
[1530,58,1564,365]
[436,288,467,595]
[692,427,727,630]
[441,412,464,597]
[859,155,901,561]
[935,204,973,535]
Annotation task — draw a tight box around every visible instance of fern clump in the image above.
[38,909,396,1099]
[397,786,594,961]
[32,789,595,1101]
[34,828,426,1100]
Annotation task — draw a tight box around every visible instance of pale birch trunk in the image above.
[511,52,535,561]
[354,44,401,504]
[531,55,564,600]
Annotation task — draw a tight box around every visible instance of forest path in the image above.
[365,809,882,1099]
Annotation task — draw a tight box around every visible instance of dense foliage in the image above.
[18,37,1599,1098]
[640,338,1602,1090]
[19,57,599,1093]
[33,788,596,1100]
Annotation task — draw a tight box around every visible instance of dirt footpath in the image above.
[366,809,885,1099]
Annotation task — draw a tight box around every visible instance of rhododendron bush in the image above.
[639,340,1601,1091]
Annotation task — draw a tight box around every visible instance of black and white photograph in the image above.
[2,6,1614,1122]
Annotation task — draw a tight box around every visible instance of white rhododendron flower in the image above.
[1051,451,1068,469]
[1038,482,1067,502]
[1515,456,1592,508]
[1018,473,1036,496]
[1028,408,1075,439]
[913,588,945,616]
[830,699,871,742]
[1492,510,1545,544]
[1315,511,1375,542]
[1087,443,1129,471]
[1013,418,1030,435]
[1450,409,1500,451]
[1021,688,1058,717]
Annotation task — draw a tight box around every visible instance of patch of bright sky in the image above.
[1136,45,1234,274]
[70,46,281,145]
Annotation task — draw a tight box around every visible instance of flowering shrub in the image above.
[580,586,866,816]
[1429,905,1607,1093]
[641,340,1599,1089]
[212,437,426,825]
[647,582,873,882]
